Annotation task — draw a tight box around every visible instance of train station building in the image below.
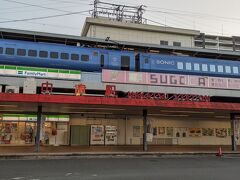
[0,14,240,152]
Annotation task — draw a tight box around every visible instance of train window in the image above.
[121,56,130,71]
[202,64,208,72]
[61,53,69,60]
[144,58,149,63]
[233,66,239,74]
[194,63,200,71]
[6,48,14,55]
[210,65,216,72]
[217,65,223,73]
[17,49,26,56]
[100,55,104,67]
[28,49,37,57]
[186,63,191,70]
[0,47,3,54]
[71,54,79,61]
[81,54,89,61]
[50,52,58,59]
[39,51,48,58]
[177,62,184,69]
[225,66,231,73]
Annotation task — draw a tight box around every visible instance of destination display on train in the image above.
[102,69,240,90]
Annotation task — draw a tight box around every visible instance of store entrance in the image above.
[70,125,90,146]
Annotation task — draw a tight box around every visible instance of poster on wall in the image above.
[90,125,104,145]
[188,128,202,137]
[152,127,158,136]
[215,128,227,138]
[133,126,141,137]
[174,128,187,137]
[105,126,117,145]
[158,127,165,135]
[166,127,173,137]
[202,128,214,136]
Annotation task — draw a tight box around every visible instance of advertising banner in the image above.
[102,69,240,90]
[90,125,105,145]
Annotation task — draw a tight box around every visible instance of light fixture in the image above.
[0,105,18,107]
[63,107,125,111]
[149,114,189,117]
[67,111,113,115]
[215,116,229,119]
[161,110,214,114]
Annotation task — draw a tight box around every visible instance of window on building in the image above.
[202,64,208,71]
[233,66,239,74]
[28,49,37,57]
[6,48,14,55]
[100,55,104,67]
[217,65,224,73]
[50,52,58,59]
[186,63,192,70]
[225,66,231,73]
[81,54,89,61]
[61,53,69,60]
[194,63,200,71]
[177,62,184,69]
[39,51,48,58]
[173,42,181,47]
[0,47,3,54]
[160,40,168,46]
[210,65,216,72]
[121,56,130,71]
[17,49,26,56]
[71,54,79,61]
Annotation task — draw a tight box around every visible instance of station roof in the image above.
[0,93,237,119]
[1,27,240,60]
[81,17,200,36]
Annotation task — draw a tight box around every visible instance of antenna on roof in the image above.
[92,0,146,24]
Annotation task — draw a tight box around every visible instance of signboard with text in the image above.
[102,69,240,90]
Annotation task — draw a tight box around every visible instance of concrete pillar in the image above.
[230,113,237,151]
[35,105,42,152]
[143,109,148,152]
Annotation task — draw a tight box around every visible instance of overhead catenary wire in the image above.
[0,10,91,24]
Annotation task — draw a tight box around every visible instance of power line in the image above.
[2,0,71,13]
[0,10,91,24]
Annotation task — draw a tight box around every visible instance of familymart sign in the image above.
[0,65,81,80]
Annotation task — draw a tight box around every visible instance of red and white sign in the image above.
[102,69,240,90]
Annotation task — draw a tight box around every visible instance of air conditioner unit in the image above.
[5,86,19,93]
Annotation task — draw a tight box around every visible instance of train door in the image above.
[99,52,109,69]
[121,55,130,71]
[135,53,140,72]
[140,54,151,72]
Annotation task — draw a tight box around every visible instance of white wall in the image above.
[69,115,237,146]
[87,25,194,48]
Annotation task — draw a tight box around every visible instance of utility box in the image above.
[5,86,19,93]
[23,78,37,94]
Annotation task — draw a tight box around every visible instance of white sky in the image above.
[1,0,240,36]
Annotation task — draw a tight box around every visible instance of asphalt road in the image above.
[0,156,240,180]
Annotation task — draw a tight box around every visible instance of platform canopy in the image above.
[0,93,237,120]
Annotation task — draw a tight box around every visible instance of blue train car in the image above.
[140,53,240,78]
[1,39,240,78]
[0,39,136,72]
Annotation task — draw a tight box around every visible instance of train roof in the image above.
[1,27,240,61]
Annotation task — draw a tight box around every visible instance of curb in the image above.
[0,152,240,160]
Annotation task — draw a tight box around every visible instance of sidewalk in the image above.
[0,145,239,159]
